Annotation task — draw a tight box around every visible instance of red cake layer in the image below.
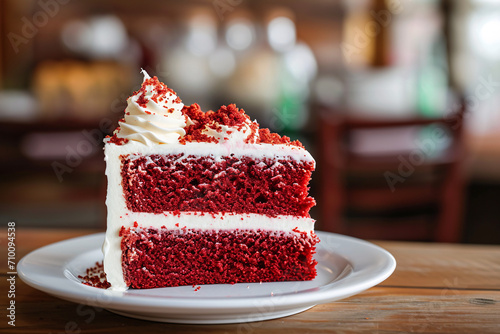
[121,155,315,217]
[120,227,319,289]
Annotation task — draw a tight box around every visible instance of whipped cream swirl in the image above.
[115,70,187,145]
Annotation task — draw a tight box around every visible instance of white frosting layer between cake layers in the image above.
[103,141,316,291]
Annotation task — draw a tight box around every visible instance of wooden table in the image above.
[1,228,500,333]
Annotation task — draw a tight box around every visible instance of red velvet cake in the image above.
[103,70,318,290]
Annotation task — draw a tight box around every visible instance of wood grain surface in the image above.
[1,228,499,333]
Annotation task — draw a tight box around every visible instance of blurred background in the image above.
[1,0,499,243]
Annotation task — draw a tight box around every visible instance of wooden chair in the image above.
[317,103,466,242]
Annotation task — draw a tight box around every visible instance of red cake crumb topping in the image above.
[181,104,253,144]
[176,103,304,147]
[106,134,129,145]
[257,128,304,148]
[79,262,111,289]
[206,104,250,129]
[134,76,181,108]
[183,103,205,122]
[180,104,218,144]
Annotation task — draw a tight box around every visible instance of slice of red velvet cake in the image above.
[103,70,318,290]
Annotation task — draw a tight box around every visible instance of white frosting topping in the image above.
[202,120,259,144]
[115,70,187,145]
[113,71,266,146]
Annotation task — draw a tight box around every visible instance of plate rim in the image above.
[18,231,396,312]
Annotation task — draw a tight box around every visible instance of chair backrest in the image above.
[317,102,466,242]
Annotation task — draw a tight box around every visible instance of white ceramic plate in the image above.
[18,231,395,324]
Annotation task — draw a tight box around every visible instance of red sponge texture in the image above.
[120,227,319,289]
[121,155,315,217]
